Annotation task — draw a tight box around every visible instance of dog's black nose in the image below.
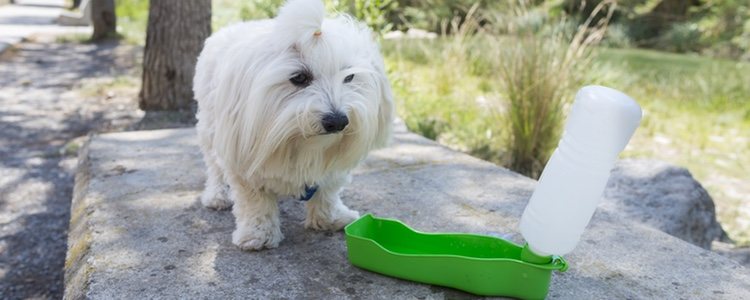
[321,112,349,133]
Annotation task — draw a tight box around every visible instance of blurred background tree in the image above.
[562,0,750,59]
[90,0,115,40]
[139,0,211,111]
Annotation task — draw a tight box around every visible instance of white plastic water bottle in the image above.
[519,85,642,257]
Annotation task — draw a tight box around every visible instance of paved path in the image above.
[0,0,90,54]
[0,2,133,297]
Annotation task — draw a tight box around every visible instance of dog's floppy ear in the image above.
[275,0,325,45]
[372,58,394,148]
[210,47,279,179]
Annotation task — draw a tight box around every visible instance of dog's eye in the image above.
[290,72,312,87]
[343,74,354,83]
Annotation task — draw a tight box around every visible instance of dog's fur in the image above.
[193,0,393,250]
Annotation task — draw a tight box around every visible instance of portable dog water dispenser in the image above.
[345,86,642,299]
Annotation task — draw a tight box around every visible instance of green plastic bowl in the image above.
[344,214,567,299]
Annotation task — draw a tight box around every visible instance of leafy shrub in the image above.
[602,23,633,48]
[115,0,149,43]
[330,0,398,35]
[238,0,284,20]
[657,22,702,53]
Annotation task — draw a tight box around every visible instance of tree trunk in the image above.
[91,0,116,40]
[139,0,212,111]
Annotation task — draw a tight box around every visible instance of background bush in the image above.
[564,0,750,60]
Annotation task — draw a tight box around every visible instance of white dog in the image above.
[193,0,393,250]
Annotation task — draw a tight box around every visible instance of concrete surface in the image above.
[0,0,91,55]
[65,127,750,299]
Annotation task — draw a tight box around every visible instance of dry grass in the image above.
[487,0,615,178]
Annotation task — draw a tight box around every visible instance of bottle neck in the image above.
[520,243,552,264]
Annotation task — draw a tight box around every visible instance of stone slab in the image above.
[65,128,750,299]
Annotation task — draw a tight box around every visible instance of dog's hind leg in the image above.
[228,176,284,250]
[304,174,360,231]
[197,122,233,210]
[199,152,233,210]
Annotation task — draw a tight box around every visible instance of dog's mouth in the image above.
[302,130,345,139]
[319,131,344,136]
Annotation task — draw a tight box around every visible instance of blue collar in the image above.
[298,185,318,201]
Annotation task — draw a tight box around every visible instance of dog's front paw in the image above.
[232,223,284,251]
[200,185,232,210]
[305,205,360,231]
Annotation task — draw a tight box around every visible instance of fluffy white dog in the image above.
[193,0,393,250]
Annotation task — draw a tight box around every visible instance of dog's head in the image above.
[213,0,393,177]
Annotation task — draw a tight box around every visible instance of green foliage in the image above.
[601,23,633,48]
[396,0,486,32]
[657,22,703,53]
[114,0,287,44]
[212,0,284,30]
[244,0,284,20]
[330,0,398,35]
[563,0,750,60]
[695,0,750,59]
[333,0,512,34]
[115,0,149,44]
[113,0,750,61]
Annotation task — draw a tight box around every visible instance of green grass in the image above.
[77,75,140,98]
[383,38,504,160]
[55,33,91,43]
[596,48,750,114]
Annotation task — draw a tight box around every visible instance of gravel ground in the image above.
[0,38,151,299]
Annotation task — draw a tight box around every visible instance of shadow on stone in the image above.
[0,38,138,299]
